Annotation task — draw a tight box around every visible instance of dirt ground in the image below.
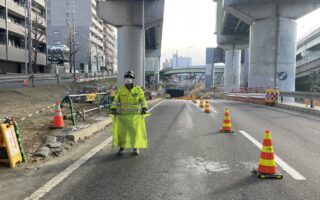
[0,78,117,165]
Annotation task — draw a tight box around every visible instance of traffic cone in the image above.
[252,130,283,179]
[204,100,210,113]
[199,98,204,108]
[23,79,28,86]
[220,108,234,133]
[192,96,197,103]
[51,100,64,128]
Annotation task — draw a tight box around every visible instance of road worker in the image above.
[111,70,148,155]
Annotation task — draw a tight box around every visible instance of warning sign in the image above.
[0,124,22,168]
[86,93,97,102]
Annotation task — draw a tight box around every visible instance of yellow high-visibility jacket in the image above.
[111,85,148,113]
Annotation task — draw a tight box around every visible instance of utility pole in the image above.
[24,1,28,74]
[27,0,32,74]
[72,0,76,82]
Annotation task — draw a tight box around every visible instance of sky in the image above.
[160,0,320,66]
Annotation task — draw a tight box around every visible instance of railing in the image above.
[225,90,320,109]
[296,51,320,67]
[279,91,320,108]
[0,73,117,87]
[297,25,320,48]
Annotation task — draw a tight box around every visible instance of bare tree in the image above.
[31,13,46,73]
[309,70,320,92]
[94,44,103,73]
[65,27,78,74]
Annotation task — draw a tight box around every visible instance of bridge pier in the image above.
[118,26,144,86]
[97,0,164,87]
[224,49,241,92]
[249,18,296,91]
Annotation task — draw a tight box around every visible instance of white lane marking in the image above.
[243,101,320,122]
[239,130,306,180]
[24,136,113,200]
[25,102,163,200]
[148,100,165,112]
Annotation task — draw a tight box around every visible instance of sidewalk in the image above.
[276,101,320,116]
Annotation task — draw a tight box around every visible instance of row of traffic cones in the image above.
[219,107,282,179]
[195,98,281,179]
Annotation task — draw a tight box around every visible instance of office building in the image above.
[47,0,116,73]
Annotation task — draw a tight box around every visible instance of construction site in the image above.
[0,78,118,169]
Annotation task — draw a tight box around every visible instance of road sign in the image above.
[278,72,288,81]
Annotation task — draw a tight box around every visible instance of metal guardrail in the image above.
[0,73,117,86]
[279,91,320,108]
[224,90,320,109]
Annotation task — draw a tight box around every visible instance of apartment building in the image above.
[47,0,116,73]
[0,0,47,73]
[103,23,116,73]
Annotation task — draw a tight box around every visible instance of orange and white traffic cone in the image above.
[204,100,210,113]
[252,130,283,179]
[199,98,204,108]
[51,100,64,128]
[220,108,234,133]
[23,79,28,87]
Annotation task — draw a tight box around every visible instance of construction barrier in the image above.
[265,89,279,105]
[0,121,23,168]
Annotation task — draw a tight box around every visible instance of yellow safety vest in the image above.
[111,85,148,113]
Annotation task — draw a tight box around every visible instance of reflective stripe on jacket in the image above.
[111,85,148,113]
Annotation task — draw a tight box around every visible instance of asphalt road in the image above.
[15,99,318,200]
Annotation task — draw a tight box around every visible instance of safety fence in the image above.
[0,73,117,87]
[225,90,320,108]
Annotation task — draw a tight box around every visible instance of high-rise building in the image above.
[0,0,47,73]
[170,52,192,68]
[162,59,170,68]
[47,0,116,73]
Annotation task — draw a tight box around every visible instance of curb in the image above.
[275,103,320,116]
[67,117,112,143]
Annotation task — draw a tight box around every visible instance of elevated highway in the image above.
[215,0,320,93]
[296,26,320,91]
[159,67,206,76]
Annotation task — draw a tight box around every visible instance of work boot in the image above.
[132,148,139,155]
[117,147,124,156]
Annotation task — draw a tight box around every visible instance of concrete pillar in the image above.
[241,49,249,88]
[249,18,296,92]
[205,64,214,91]
[224,49,241,92]
[118,26,144,87]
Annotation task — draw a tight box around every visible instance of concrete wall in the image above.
[0,44,6,60]
[0,61,19,73]
[7,46,25,63]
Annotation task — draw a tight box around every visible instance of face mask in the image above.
[125,78,133,84]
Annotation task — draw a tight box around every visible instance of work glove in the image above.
[141,108,147,115]
[111,108,117,115]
